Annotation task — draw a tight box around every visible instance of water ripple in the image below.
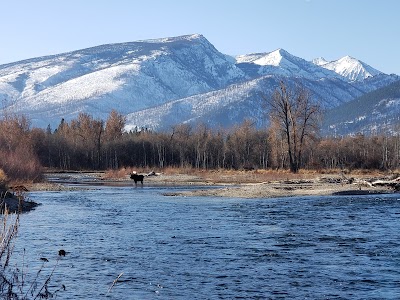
[11,188,400,299]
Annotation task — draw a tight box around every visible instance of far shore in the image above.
[25,170,399,199]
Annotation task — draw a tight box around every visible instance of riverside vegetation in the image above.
[1,82,399,181]
[1,111,399,181]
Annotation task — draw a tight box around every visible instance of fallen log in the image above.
[371,177,400,191]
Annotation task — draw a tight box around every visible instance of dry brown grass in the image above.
[103,167,130,179]
[199,169,317,184]
[197,168,396,184]
[161,168,322,184]
[162,166,197,175]
[103,166,397,183]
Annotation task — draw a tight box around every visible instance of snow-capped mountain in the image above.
[311,57,329,66]
[0,34,398,134]
[0,34,246,128]
[236,49,343,81]
[313,55,382,81]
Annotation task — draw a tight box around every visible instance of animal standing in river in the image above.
[130,173,144,186]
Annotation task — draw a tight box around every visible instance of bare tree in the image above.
[104,110,126,143]
[170,124,192,168]
[267,81,321,173]
[103,110,126,169]
[70,113,104,169]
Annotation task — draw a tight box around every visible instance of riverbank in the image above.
[167,170,398,198]
[25,170,398,199]
[166,180,394,198]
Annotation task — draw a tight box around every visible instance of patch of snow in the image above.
[235,53,266,64]
[378,98,400,108]
[357,115,366,121]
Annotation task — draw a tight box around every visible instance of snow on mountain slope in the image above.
[351,73,400,94]
[316,55,382,81]
[125,77,273,131]
[125,75,367,132]
[236,53,266,64]
[323,80,400,135]
[236,49,344,81]
[0,34,246,128]
[0,33,397,134]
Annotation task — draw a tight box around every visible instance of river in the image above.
[13,184,400,299]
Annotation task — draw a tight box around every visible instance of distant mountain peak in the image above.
[342,55,353,59]
[142,33,206,44]
[318,55,382,81]
[312,57,329,66]
[254,49,285,66]
[236,49,343,81]
[235,53,265,64]
[236,48,292,66]
[336,55,359,64]
[274,48,289,55]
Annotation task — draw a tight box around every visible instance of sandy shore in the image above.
[167,181,393,198]
[26,171,397,199]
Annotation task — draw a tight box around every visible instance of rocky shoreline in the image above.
[165,180,396,199]
[26,171,399,200]
[0,193,40,213]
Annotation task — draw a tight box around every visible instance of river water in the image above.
[13,185,400,299]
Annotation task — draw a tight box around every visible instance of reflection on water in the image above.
[13,186,400,299]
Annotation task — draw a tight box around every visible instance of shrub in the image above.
[0,149,43,184]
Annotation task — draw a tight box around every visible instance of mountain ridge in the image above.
[236,48,344,81]
[324,79,400,135]
[1,34,247,128]
[0,34,398,135]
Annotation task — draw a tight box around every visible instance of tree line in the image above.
[1,82,399,182]
[1,111,399,182]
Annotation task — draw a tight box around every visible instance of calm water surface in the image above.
[14,185,400,299]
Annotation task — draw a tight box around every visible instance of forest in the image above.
[0,108,399,183]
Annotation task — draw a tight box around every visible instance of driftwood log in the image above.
[370,177,400,191]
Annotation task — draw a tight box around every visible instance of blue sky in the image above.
[1,0,399,74]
